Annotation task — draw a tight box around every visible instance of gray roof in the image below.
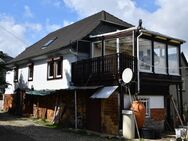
[10,10,133,64]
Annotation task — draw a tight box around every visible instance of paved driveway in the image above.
[0,111,176,141]
[0,112,117,141]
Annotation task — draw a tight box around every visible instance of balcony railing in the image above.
[72,53,136,86]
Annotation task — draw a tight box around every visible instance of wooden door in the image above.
[86,98,101,132]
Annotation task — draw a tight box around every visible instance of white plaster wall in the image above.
[5,54,76,92]
[138,95,164,108]
[30,54,75,90]
[4,70,14,94]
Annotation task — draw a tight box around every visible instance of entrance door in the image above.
[86,98,101,132]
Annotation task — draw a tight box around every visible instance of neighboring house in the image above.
[170,52,188,124]
[5,11,185,135]
[181,53,188,110]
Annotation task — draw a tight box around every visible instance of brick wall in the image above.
[144,108,166,130]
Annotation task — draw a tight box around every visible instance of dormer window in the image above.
[41,37,57,49]
[28,63,34,81]
[47,57,63,80]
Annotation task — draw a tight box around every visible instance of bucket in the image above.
[175,128,187,138]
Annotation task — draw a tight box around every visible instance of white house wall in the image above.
[138,95,164,108]
[4,71,14,94]
[5,54,76,92]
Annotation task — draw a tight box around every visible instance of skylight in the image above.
[41,37,57,49]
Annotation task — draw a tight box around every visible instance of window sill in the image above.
[28,78,33,81]
[47,76,62,80]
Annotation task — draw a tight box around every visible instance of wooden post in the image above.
[74,90,77,129]
[179,84,184,120]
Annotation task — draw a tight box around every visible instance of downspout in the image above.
[116,37,122,132]
[136,31,143,94]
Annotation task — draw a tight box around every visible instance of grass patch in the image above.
[32,118,63,129]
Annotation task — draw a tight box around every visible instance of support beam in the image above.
[74,90,77,129]
[179,84,184,120]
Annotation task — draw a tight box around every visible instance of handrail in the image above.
[72,53,135,86]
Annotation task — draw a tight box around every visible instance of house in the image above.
[170,52,188,126]
[4,11,185,135]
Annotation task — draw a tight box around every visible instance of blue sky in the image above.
[0,0,187,58]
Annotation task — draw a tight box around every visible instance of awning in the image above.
[90,86,118,99]
[68,86,102,90]
[26,90,55,96]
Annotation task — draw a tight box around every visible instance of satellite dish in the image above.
[122,68,133,84]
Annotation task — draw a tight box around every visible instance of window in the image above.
[28,63,34,81]
[47,57,63,80]
[105,38,116,55]
[41,37,57,49]
[119,35,133,56]
[92,41,102,58]
[14,67,18,82]
[168,45,179,75]
[138,97,150,117]
[48,59,54,79]
[139,38,152,72]
[154,41,166,74]
[54,57,62,78]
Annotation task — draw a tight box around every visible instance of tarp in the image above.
[26,90,55,96]
[90,86,118,99]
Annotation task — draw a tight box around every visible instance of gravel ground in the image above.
[0,111,177,141]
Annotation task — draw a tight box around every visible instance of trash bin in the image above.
[122,110,135,139]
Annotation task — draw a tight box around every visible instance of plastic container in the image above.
[122,110,135,139]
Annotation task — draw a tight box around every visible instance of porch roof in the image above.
[90,86,118,99]
[89,27,185,44]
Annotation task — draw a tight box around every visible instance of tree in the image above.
[0,51,12,94]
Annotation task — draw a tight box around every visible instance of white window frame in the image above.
[28,63,34,81]
[168,45,179,75]
[54,59,62,78]
[92,41,103,58]
[47,61,54,79]
[154,41,167,74]
[138,97,150,117]
[139,38,152,73]
[47,57,63,80]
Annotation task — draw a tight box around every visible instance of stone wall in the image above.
[101,92,119,135]
[3,94,14,112]
[4,90,120,135]
[77,93,87,129]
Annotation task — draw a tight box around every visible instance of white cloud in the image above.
[46,24,61,32]
[63,20,73,27]
[0,15,27,57]
[0,14,62,57]
[24,5,34,18]
[42,0,64,8]
[24,23,42,32]
[63,0,188,58]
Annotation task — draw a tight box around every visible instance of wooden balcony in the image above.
[71,53,136,86]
